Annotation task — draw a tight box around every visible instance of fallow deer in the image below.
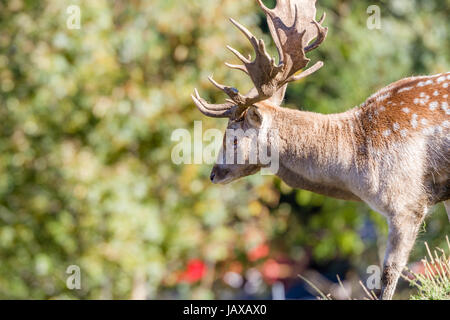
[191,0,450,300]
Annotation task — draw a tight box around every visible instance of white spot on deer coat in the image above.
[377,93,391,102]
[422,127,433,134]
[442,102,449,113]
[411,114,418,128]
[398,86,412,93]
[393,123,400,131]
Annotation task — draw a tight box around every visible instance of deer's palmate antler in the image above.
[192,0,327,117]
[191,0,450,300]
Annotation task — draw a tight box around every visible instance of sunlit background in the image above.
[0,0,449,299]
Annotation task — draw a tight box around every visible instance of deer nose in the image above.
[210,171,216,182]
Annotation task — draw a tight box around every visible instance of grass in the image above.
[299,236,450,300]
[298,274,377,300]
[403,236,450,300]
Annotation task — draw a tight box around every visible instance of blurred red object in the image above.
[408,260,449,280]
[178,259,207,283]
[262,259,281,281]
[247,244,269,261]
[261,258,293,283]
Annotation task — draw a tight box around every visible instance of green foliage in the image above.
[405,238,450,300]
[0,0,448,299]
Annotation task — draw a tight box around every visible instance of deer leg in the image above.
[444,201,450,222]
[380,213,425,300]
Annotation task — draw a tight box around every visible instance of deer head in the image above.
[192,0,328,184]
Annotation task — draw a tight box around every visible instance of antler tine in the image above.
[229,18,261,55]
[225,62,249,74]
[304,13,328,53]
[318,11,326,24]
[227,45,251,65]
[256,0,274,15]
[191,89,234,118]
[193,89,231,111]
[287,60,323,83]
[208,76,248,105]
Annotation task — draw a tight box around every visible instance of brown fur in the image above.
[210,72,449,299]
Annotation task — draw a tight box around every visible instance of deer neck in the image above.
[267,106,360,194]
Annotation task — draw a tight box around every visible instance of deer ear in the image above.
[245,106,263,128]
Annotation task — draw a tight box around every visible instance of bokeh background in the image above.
[0,0,449,299]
